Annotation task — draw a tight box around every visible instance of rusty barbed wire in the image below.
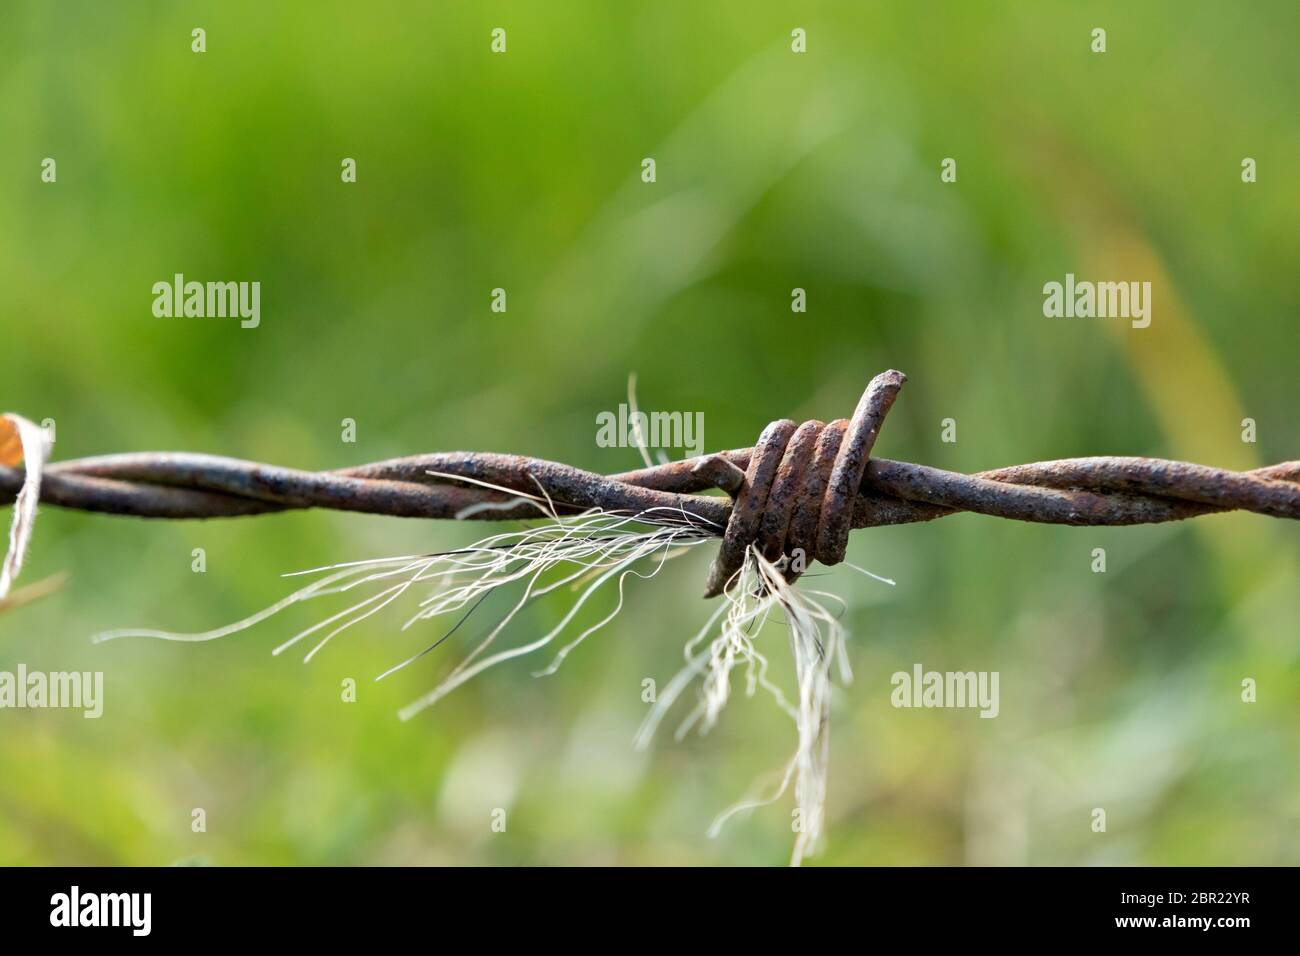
[2,370,1298,597]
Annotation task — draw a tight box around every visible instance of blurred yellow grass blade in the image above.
[1061,187,1295,607]
[0,570,67,615]
[1087,231,1254,472]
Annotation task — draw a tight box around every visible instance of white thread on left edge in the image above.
[1,413,51,600]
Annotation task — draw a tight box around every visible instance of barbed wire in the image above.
[3,370,1298,597]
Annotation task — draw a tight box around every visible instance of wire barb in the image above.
[2,370,1298,598]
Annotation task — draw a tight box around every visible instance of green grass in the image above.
[1,0,1297,865]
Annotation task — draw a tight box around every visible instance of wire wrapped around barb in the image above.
[699,369,905,596]
[2,369,1299,600]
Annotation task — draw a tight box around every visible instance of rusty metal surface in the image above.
[3,370,1298,598]
[815,369,907,564]
[757,419,824,562]
[786,419,846,562]
[703,418,796,597]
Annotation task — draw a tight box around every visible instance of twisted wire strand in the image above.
[2,370,1297,597]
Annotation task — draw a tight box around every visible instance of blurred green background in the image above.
[1,1,1297,865]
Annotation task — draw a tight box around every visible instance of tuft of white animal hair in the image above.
[91,469,895,864]
[636,545,893,865]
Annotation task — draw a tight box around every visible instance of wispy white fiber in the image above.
[0,413,51,602]
[91,465,894,864]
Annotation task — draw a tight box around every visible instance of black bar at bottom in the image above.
[0,865,1277,941]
